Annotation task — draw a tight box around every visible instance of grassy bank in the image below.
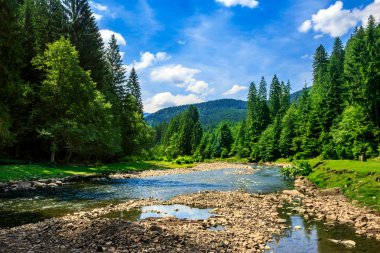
[0,161,194,182]
[306,159,380,211]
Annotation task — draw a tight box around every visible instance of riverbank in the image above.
[0,162,253,192]
[306,159,380,212]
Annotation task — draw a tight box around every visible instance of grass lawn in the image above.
[307,158,380,211]
[0,161,195,182]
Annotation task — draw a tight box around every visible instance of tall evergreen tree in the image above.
[269,75,281,120]
[63,0,109,94]
[258,77,270,131]
[105,34,127,102]
[126,67,143,114]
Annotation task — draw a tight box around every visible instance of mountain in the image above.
[145,89,306,127]
[145,99,247,127]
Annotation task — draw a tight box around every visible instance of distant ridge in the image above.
[145,89,306,127]
[145,99,247,127]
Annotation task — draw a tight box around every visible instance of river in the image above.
[0,165,379,252]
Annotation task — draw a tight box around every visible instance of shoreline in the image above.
[1,173,379,252]
[0,162,255,193]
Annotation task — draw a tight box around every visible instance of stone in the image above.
[341,240,356,248]
[294,225,301,230]
[282,190,303,197]
[276,219,287,224]
[317,187,341,196]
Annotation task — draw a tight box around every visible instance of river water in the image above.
[1,166,379,252]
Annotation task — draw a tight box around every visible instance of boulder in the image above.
[317,187,341,196]
[282,190,303,197]
[341,240,356,248]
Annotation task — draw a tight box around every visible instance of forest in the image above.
[153,17,380,163]
[1,0,379,165]
[0,0,154,163]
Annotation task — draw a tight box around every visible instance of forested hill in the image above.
[146,90,304,127]
[145,99,247,127]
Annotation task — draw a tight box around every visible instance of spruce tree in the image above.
[258,77,270,132]
[269,75,281,120]
[126,67,143,114]
[105,34,127,102]
[63,0,109,94]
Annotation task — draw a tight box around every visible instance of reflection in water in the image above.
[102,205,214,221]
[266,215,380,253]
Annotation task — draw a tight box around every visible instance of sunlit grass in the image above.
[307,158,380,211]
[0,161,195,182]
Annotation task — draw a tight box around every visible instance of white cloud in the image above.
[223,85,248,95]
[93,13,102,21]
[314,34,324,39]
[151,65,200,83]
[187,81,215,94]
[299,1,380,37]
[215,0,259,8]
[178,40,186,45]
[144,92,204,113]
[89,1,108,12]
[298,20,312,33]
[126,52,171,71]
[100,29,126,46]
[150,65,214,94]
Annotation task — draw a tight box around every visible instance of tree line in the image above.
[0,0,153,163]
[153,17,380,162]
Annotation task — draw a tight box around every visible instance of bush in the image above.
[281,161,312,179]
[174,156,194,165]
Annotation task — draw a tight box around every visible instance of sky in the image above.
[90,0,380,113]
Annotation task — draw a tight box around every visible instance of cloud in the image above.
[89,1,108,12]
[298,20,312,33]
[178,40,186,45]
[215,0,259,8]
[299,1,380,37]
[144,92,204,113]
[187,81,215,94]
[223,85,248,95]
[150,65,214,94]
[93,13,102,20]
[126,52,171,71]
[100,29,126,46]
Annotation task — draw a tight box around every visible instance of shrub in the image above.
[174,156,194,165]
[281,161,312,179]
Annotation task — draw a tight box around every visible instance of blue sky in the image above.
[91,0,380,112]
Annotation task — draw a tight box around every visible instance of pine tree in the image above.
[269,75,281,120]
[365,16,380,127]
[324,37,344,130]
[63,0,109,94]
[258,77,270,131]
[105,34,127,102]
[126,67,143,114]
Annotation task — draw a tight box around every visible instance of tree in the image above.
[269,75,281,120]
[331,105,379,159]
[63,0,109,94]
[105,34,127,102]
[0,0,23,150]
[257,77,270,131]
[126,67,143,114]
[218,123,233,157]
[32,37,121,162]
[279,104,297,157]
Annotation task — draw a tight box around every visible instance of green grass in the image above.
[0,161,195,182]
[307,158,380,211]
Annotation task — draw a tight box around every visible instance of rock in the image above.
[47,183,58,187]
[282,189,303,197]
[317,187,341,196]
[341,240,356,248]
[33,182,46,188]
[328,239,340,244]
[264,245,271,250]
[276,219,287,224]
[294,225,301,230]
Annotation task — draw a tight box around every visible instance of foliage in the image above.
[281,161,312,178]
[174,156,194,165]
